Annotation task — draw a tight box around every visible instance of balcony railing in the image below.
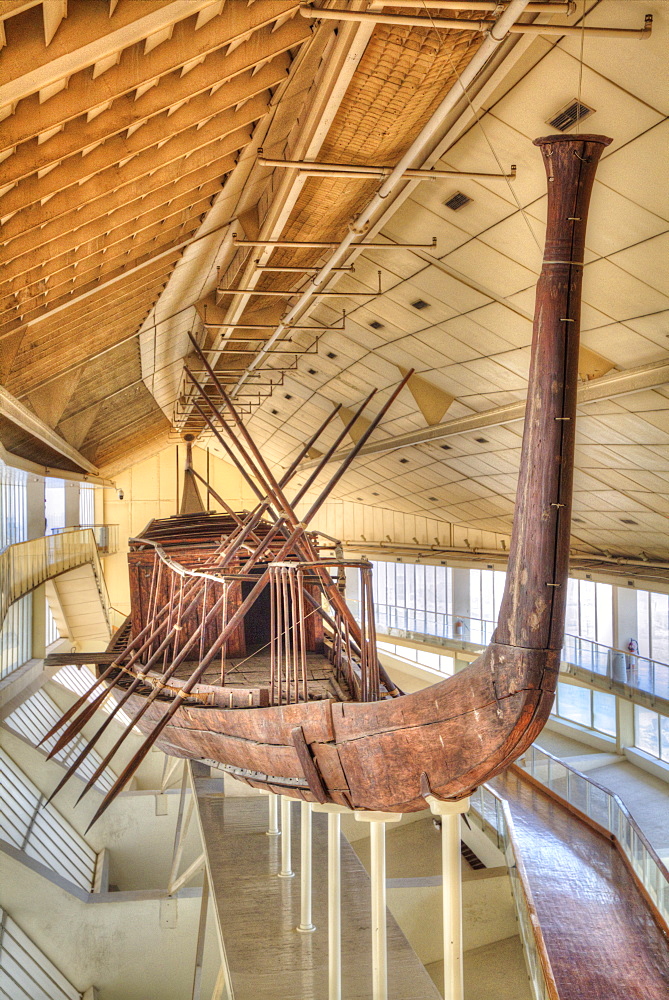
[0,529,113,638]
[469,784,559,1000]
[361,601,669,705]
[50,523,119,556]
[519,744,669,927]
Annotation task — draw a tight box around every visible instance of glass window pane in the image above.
[557,682,591,727]
[595,583,613,647]
[660,716,669,763]
[470,570,482,621]
[592,690,616,736]
[637,590,650,658]
[565,578,580,635]
[635,705,660,758]
[650,592,669,664]
[579,580,597,640]
[481,571,494,620]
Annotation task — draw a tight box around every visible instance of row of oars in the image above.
[41,336,412,827]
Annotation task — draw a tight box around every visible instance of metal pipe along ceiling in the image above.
[231,0,532,397]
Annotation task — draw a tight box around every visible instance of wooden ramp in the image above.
[492,769,669,1000]
[192,768,441,1000]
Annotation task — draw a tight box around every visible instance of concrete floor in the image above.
[535,728,669,860]
[426,936,532,1000]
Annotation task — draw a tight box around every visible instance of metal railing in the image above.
[50,523,119,556]
[470,784,559,1000]
[359,601,669,703]
[519,745,669,926]
[0,908,82,1000]
[0,529,113,638]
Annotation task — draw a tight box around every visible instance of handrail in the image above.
[470,783,560,1000]
[50,523,119,555]
[0,529,112,636]
[362,601,669,703]
[519,744,669,925]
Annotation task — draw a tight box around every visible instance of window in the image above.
[637,590,669,663]
[565,578,613,646]
[370,561,451,618]
[45,478,66,534]
[376,640,453,675]
[634,705,669,763]
[470,569,506,623]
[554,681,616,738]
[79,482,95,527]
[0,460,28,548]
[0,594,32,681]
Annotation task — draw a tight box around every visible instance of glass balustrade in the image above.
[50,523,119,556]
[351,599,669,703]
[519,745,669,926]
[470,784,559,1000]
[0,529,113,648]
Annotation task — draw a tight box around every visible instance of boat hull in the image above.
[110,642,559,812]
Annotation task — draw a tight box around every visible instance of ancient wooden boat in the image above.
[44,134,612,825]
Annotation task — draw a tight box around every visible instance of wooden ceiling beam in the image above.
[0,1,229,109]
[0,382,99,473]
[9,282,174,396]
[2,144,237,261]
[0,2,300,147]
[0,55,288,191]
[0,121,251,245]
[0,255,178,344]
[0,83,273,216]
[0,21,306,179]
[1,218,201,335]
[0,177,223,297]
[0,200,212,320]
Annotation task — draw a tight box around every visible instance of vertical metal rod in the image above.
[176,444,180,513]
[191,868,209,1000]
[329,812,342,1000]
[270,569,277,704]
[297,801,316,932]
[297,567,308,703]
[427,797,468,1000]
[278,796,294,878]
[267,792,280,837]
[370,821,388,1000]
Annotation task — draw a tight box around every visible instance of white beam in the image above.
[0,0,225,110]
[0,383,99,473]
[299,360,669,468]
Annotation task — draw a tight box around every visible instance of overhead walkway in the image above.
[368,602,669,709]
[490,759,669,1000]
[0,527,118,634]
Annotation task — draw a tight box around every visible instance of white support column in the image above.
[278,795,294,878]
[426,796,470,1000]
[266,792,280,837]
[312,802,350,1000]
[354,811,401,1000]
[297,801,316,932]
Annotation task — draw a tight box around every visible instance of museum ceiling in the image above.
[0,0,666,569]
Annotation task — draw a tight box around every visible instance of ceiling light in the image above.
[369,320,384,330]
[428,496,438,502]
[572,517,584,523]
[307,368,317,375]
[326,351,337,359]
[547,98,595,133]
[620,518,638,525]
[411,299,429,310]
[284,394,293,400]
[475,437,488,444]
[271,409,278,415]
[445,192,471,211]
[440,444,451,451]
[399,458,409,464]
[372,492,379,496]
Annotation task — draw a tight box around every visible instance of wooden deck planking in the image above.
[193,769,441,1000]
[492,769,669,1000]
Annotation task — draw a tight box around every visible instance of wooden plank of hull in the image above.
[108,642,559,812]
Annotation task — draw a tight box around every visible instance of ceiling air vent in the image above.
[547,99,595,132]
[445,192,471,211]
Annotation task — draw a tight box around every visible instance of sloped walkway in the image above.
[492,768,669,1000]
